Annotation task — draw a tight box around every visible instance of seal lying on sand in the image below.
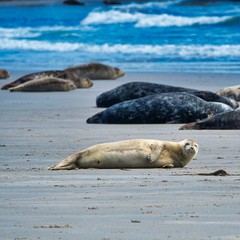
[87,92,232,124]
[1,70,92,90]
[217,85,240,102]
[48,139,198,170]
[0,68,9,79]
[65,62,125,80]
[179,110,240,130]
[96,82,238,109]
[9,77,77,92]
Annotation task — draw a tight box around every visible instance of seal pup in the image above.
[65,62,125,80]
[48,139,198,170]
[87,92,233,124]
[217,85,240,102]
[9,77,77,92]
[96,82,238,109]
[1,70,86,90]
[0,68,9,79]
[179,110,240,130]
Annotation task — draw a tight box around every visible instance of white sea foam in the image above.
[114,0,183,10]
[81,10,231,27]
[0,25,93,39]
[1,39,240,59]
[0,39,81,51]
[0,27,40,38]
[135,14,231,27]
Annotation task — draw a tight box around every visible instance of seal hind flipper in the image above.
[48,153,80,170]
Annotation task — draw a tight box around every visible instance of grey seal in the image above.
[179,110,240,130]
[87,92,233,124]
[65,62,125,80]
[96,82,238,109]
[48,139,198,170]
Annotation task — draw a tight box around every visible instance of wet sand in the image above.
[0,71,240,239]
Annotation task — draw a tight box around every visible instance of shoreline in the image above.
[0,71,240,239]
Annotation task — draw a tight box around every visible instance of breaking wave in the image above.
[81,10,232,27]
[1,38,240,60]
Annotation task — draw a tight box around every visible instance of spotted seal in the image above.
[9,77,77,92]
[65,62,125,80]
[48,139,198,170]
[87,92,232,124]
[96,82,238,109]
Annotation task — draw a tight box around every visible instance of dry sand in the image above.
[0,71,240,240]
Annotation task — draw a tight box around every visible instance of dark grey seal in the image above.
[87,92,232,124]
[179,110,240,130]
[96,82,238,109]
[1,70,91,90]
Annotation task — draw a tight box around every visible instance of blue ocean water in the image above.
[0,0,240,73]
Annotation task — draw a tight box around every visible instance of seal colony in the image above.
[87,92,233,124]
[96,82,238,109]
[48,139,198,170]
[1,70,93,91]
[1,62,124,92]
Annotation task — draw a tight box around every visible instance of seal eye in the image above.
[184,142,190,147]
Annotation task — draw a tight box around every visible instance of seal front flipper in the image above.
[146,144,163,163]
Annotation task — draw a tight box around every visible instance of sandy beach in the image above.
[0,71,240,240]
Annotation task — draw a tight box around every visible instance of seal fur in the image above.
[48,139,198,170]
